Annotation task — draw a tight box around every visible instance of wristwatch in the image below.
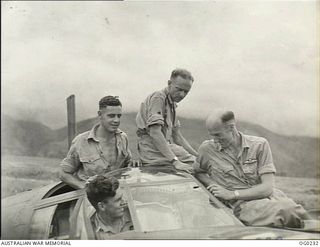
[234,190,240,200]
[170,156,179,164]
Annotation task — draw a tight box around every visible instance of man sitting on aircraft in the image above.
[135,68,198,173]
[196,109,312,228]
[60,96,132,189]
[85,175,133,239]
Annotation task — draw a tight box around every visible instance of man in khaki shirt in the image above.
[196,109,312,228]
[136,69,198,173]
[86,175,133,239]
[60,96,132,189]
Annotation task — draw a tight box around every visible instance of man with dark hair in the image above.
[60,96,132,189]
[85,175,133,239]
[136,69,198,173]
[196,109,312,228]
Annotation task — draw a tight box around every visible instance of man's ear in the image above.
[98,110,102,117]
[168,80,172,86]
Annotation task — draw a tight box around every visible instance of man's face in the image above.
[168,76,192,103]
[98,105,122,133]
[100,189,126,219]
[208,125,234,149]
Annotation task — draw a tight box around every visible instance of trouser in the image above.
[234,189,311,228]
[137,135,195,165]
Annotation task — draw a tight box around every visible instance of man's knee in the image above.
[275,200,307,228]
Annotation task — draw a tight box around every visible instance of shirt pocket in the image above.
[80,154,110,176]
[208,163,237,189]
[209,163,235,178]
[242,158,258,175]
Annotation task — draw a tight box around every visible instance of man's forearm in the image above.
[199,173,275,201]
[60,170,85,189]
[231,173,275,200]
[150,129,176,161]
[234,183,274,200]
[195,172,215,187]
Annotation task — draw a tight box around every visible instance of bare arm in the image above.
[195,172,214,187]
[233,173,274,200]
[172,128,198,157]
[196,172,275,201]
[149,124,176,161]
[149,124,194,173]
[59,138,85,189]
[59,170,85,189]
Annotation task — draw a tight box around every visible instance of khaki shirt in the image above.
[91,211,133,239]
[136,87,180,142]
[198,132,276,190]
[60,123,132,181]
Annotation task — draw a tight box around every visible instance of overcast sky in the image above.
[2,1,319,137]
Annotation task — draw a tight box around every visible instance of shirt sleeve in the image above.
[123,134,132,167]
[257,139,276,175]
[146,95,165,127]
[60,137,81,174]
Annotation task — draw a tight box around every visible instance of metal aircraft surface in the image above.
[2,166,319,240]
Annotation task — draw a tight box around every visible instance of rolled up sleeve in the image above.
[258,139,276,175]
[60,140,81,174]
[146,96,165,127]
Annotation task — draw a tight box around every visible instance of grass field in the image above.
[1,155,319,210]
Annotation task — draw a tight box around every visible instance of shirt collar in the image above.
[94,211,131,234]
[163,87,174,105]
[163,87,178,108]
[87,123,122,142]
[214,131,250,152]
[239,131,250,149]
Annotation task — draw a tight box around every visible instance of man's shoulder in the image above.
[147,89,167,101]
[72,130,91,143]
[199,139,218,150]
[242,133,268,144]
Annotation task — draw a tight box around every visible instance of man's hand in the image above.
[207,184,235,200]
[173,160,194,174]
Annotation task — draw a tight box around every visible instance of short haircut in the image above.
[170,69,194,82]
[221,111,235,123]
[206,110,235,131]
[99,96,122,110]
[86,175,119,210]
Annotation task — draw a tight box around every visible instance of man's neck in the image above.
[233,131,242,149]
[96,125,115,140]
[226,132,242,157]
[98,212,123,230]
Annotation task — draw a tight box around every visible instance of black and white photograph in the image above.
[1,0,319,242]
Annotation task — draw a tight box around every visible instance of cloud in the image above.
[2,1,319,136]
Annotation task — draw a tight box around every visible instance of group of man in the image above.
[60,69,312,239]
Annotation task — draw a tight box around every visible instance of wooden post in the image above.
[67,95,76,149]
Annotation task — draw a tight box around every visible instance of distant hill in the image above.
[2,113,319,178]
[2,115,55,156]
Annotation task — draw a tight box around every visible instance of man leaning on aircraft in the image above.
[195,109,313,228]
[135,68,198,173]
[60,96,133,189]
[59,74,316,231]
